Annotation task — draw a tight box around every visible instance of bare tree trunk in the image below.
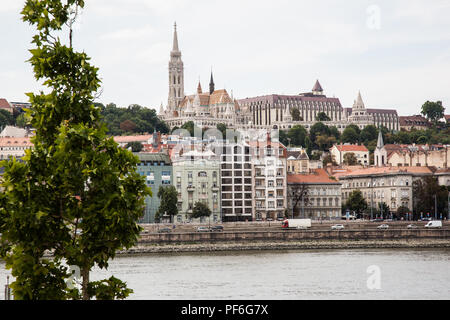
[81,267,90,300]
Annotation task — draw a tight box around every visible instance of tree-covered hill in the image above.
[95,103,169,136]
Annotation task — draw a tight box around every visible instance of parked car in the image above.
[158,227,172,233]
[210,225,224,232]
[196,226,210,232]
[255,218,263,222]
[331,224,345,230]
[371,218,384,222]
[424,221,442,228]
[407,224,418,229]
[266,218,274,221]
[377,224,389,229]
[276,217,285,221]
[421,217,432,221]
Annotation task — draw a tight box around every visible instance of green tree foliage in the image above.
[291,108,301,121]
[0,0,150,300]
[344,190,368,215]
[216,123,227,138]
[99,103,169,136]
[341,125,361,144]
[360,125,378,144]
[343,152,358,165]
[0,109,15,129]
[396,206,410,220]
[316,112,331,121]
[322,154,337,166]
[288,125,307,147]
[190,201,212,219]
[156,185,178,223]
[413,177,449,218]
[15,113,29,128]
[126,141,143,152]
[421,100,445,124]
[309,122,333,151]
[278,129,289,147]
[181,121,196,137]
[378,202,390,218]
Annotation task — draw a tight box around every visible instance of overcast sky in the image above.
[1,0,450,116]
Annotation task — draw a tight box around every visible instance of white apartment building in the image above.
[219,143,253,222]
[250,137,288,220]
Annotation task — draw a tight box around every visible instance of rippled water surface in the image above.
[1,248,449,299]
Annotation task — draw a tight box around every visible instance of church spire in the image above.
[376,130,384,149]
[353,91,365,109]
[197,80,202,94]
[209,69,215,94]
[172,22,179,52]
[168,22,184,111]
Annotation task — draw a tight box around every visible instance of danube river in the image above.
[1,248,449,300]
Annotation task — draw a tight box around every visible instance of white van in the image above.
[424,221,442,228]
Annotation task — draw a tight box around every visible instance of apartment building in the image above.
[220,142,253,222]
[287,169,342,220]
[339,166,434,213]
[136,153,172,223]
[172,155,221,223]
[249,136,288,220]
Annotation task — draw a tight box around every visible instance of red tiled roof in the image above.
[0,98,12,109]
[288,169,339,184]
[0,137,33,147]
[337,166,434,179]
[399,115,430,127]
[113,135,152,143]
[334,144,369,152]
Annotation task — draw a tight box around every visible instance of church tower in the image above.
[168,22,184,111]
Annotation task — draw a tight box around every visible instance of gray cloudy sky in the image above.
[1,0,450,116]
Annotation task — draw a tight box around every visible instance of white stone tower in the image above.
[167,22,184,111]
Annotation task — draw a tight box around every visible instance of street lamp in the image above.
[434,194,437,220]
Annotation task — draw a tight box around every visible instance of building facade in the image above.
[220,142,254,221]
[172,157,221,223]
[136,153,172,223]
[374,132,450,169]
[250,136,288,220]
[399,115,431,131]
[339,166,434,214]
[330,144,370,166]
[287,169,342,220]
[238,84,399,132]
[0,137,33,160]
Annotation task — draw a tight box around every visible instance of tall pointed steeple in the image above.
[209,69,215,94]
[197,80,202,94]
[354,90,365,109]
[167,22,184,111]
[376,130,384,149]
[172,22,179,52]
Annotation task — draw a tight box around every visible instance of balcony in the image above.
[187,185,195,191]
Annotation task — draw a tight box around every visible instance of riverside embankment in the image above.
[120,227,450,254]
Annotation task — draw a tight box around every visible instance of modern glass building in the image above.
[135,153,172,223]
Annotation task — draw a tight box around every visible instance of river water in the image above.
[1,248,449,300]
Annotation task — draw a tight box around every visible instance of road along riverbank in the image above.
[120,229,450,254]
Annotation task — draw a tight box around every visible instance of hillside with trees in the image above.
[95,103,170,136]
